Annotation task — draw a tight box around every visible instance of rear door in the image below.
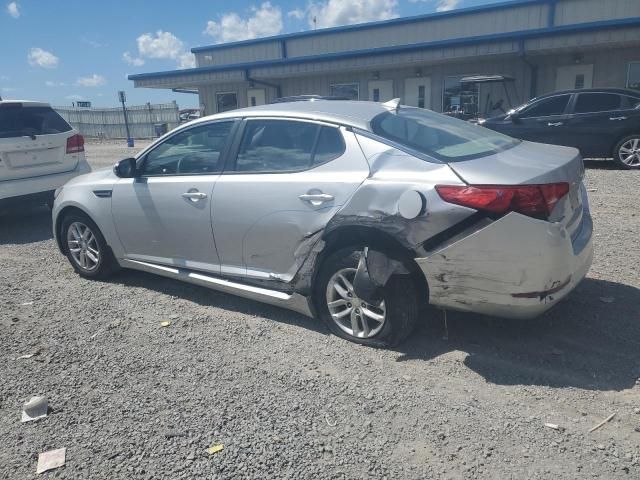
[0,103,77,181]
[211,118,370,281]
[510,94,573,146]
[563,92,626,157]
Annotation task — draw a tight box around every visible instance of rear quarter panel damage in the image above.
[416,212,588,319]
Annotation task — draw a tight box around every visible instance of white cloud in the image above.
[123,51,145,67]
[65,94,84,101]
[435,0,460,11]
[2,87,17,92]
[178,52,196,69]
[137,30,185,59]
[45,80,66,87]
[288,8,305,20]
[76,74,106,87]
[303,0,398,29]
[0,75,9,80]
[133,30,193,69]
[205,2,283,43]
[28,47,59,68]
[7,1,19,18]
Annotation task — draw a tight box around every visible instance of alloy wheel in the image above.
[325,267,386,339]
[618,138,640,167]
[67,221,101,271]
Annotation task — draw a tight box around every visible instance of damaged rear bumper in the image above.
[416,211,593,319]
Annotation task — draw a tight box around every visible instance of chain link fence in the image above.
[54,102,180,139]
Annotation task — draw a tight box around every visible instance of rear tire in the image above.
[314,247,419,347]
[613,135,640,169]
[61,212,118,279]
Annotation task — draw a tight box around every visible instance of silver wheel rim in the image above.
[67,222,101,271]
[618,138,640,166]
[326,267,386,339]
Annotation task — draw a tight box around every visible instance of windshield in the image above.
[0,105,72,138]
[371,107,519,162]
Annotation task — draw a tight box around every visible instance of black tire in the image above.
[314,247,419,347]
[60,212,119,279]
[613,135,640,169]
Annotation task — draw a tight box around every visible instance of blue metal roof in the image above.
[190,0,546,53]
[129,16,640,82]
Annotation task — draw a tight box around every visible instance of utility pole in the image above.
[118,91,134,147]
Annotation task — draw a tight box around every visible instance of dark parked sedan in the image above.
[480,88,640,169]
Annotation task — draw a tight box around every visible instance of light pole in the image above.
[118,91,134,147]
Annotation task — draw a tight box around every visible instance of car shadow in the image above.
[395,277,640,392]
[111,269,639,391]
[0,205,53,245]
[108,269,330,336]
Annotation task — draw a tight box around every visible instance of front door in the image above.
[404,77,431,109]
[556,64,593,91]
[368,80,394,102]
[112,120,235,273]
[211,118,370,281]
[510,93,572,146]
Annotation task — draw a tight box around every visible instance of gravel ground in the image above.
[1,141,639,479]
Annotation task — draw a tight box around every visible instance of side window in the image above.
[141,122,233,176]
[519,95,570,119]
[312,127,345,166]
[235,120,318,172]
[574,93,621,114]
[622,96,640,109]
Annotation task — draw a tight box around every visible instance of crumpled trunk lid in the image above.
[446,140,587,242]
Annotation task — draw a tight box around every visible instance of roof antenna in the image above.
[382,98,401,112]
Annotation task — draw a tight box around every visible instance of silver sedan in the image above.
[52,100,593,347]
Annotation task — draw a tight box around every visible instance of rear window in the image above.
[0,105,72,138]
[370,108,519,162]
[574,93,621,113]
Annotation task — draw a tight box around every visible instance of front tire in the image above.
[61,212,118,279]
[315,248,419,347]
[613,135,640,169]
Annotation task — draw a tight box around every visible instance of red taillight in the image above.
[66,134,84,154]
[435,183,570,220]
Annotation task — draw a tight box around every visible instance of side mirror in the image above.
[113,157,138,178]
[509,111,521,124]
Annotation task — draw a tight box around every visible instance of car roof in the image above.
[0,100,51,108]
[534,88,640,100]
[189,100,389,130]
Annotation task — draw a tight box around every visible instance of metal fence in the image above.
[54,102,180,139]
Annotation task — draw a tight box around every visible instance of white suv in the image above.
[0,100,90,211]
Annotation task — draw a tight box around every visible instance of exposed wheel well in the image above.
[313,225,429,308]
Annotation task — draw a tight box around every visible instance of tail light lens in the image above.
[66,134,84,154]
[435,183,570,220]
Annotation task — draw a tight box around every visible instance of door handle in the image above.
[547,122,564,127]
[609,116,627,121]
[182,191,207,201]
[299,193,334,205]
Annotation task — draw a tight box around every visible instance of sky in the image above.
[1,0,504,109]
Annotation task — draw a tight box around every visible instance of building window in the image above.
[372,88,380,102]
[330,83,359,100]
[574,74,585,89]
[627,62,640,91]
[442,75,478,116]
[216,92,238,112]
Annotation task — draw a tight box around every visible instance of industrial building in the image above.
[129,0,640,118]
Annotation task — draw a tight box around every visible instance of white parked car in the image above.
[0,100,90,211]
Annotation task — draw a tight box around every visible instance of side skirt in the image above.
[121,259,314,318]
